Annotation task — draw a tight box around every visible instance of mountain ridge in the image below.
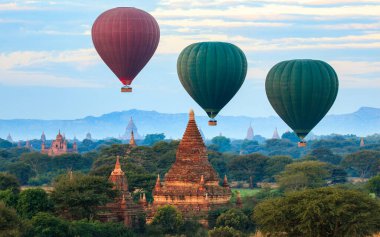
[1,107,379,140]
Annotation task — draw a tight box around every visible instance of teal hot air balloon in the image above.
[265,59,339,147]
[177,42,247,126]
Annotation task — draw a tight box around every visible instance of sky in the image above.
[0,0,379,120]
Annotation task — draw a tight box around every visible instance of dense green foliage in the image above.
[151,205,184,234]
[276,161,331,191]
[0,202,25,237]
[254,187,380,237]
[51,174,116,220]
[17,188,52,219]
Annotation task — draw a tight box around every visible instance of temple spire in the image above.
[129,131,137,147]
[360,137,365,147]
[223,174,229,187]
[155,174,161,191]
[114,156,121,171]
[189,109,195,120]
[272,127,280,139]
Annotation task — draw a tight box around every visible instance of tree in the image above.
[143,133,165,146]
[276,161,330,191]
[367,175,380,197]
[70,220,135,237]
[281,131,299,143]
[228,154,269,183]
[342,150,380,178]
[216,208,251,232]
[253,187,380,237]
[51,174,116,220]
[330,167,347,184]
[264,156,293,181]
[6,162,35,185]
[17,188,52,219]
[30,212,71,237]
[310,148,342,165]
[0,202,24,237]
[0,172,20,193]
[211,136,231,152]
[151,205,184,234]
[208,226,245,237]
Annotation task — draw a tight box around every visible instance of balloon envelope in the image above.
[92,7,160,86]
[177,42,247,121]
[265,59,339,140]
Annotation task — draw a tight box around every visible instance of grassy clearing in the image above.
[232,188,261,197]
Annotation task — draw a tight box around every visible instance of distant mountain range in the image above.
[1,107,379,140]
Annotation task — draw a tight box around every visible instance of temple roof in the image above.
[164,109,219,184]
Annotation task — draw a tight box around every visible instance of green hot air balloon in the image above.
[265,59,339,147]
[177,42,247,126]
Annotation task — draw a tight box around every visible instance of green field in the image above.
[231,188,261,197]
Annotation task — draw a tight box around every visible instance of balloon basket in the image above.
[208,120,217,126]
[121,86,132,92]
[298,141,307,147]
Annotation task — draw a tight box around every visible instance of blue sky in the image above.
[0,0,379,120]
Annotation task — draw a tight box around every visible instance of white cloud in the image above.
[157,33,380,54]
[0,48,102,88]
[159,19,289,28]
[0,69,102,88]
[0,49,98,70]
[153,4,380,20]
[0,2,36,10]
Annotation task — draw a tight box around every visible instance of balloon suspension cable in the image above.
[121,85,132,93]
[298,140,307,148]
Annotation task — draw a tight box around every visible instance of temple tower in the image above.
[129,131,137,148]
[98,156,144,227]
[123,117,142,140]
[150,109,231,224]
[272,127,280,139]
[6,134,13,143]
[246,123,254,140]
[41,132,46,143]
[360,138,365,147]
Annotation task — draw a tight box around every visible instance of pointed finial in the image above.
[114,156,121,170]
[189,109,195,120]
[223,174,229,187]
[155,174,161,190]
[59,129,61,135]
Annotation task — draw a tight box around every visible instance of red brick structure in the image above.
[98,156,144,228]
[41,130,77,156]
[149,110,231,224]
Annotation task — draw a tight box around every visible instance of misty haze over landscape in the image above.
[1,106,379,140]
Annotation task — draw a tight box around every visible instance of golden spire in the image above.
[129,131,137,147]
[189,109,195,120]
[155,174,161,190]
[223,174,229,187]
[111,156,124,175]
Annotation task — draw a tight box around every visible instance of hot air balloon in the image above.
[177,42,247,126]
[92,7,160,92]
[265,59,339,147]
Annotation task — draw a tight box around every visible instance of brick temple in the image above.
[41,130,77,156]
[98,156,144,228]
[149,109,231,224]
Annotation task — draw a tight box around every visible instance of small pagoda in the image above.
[98,156,144,227]
[150,109,231,224]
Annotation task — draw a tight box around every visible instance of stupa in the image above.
[98,156,144,227]
[150,109,231,224]
[245,123,254,140]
